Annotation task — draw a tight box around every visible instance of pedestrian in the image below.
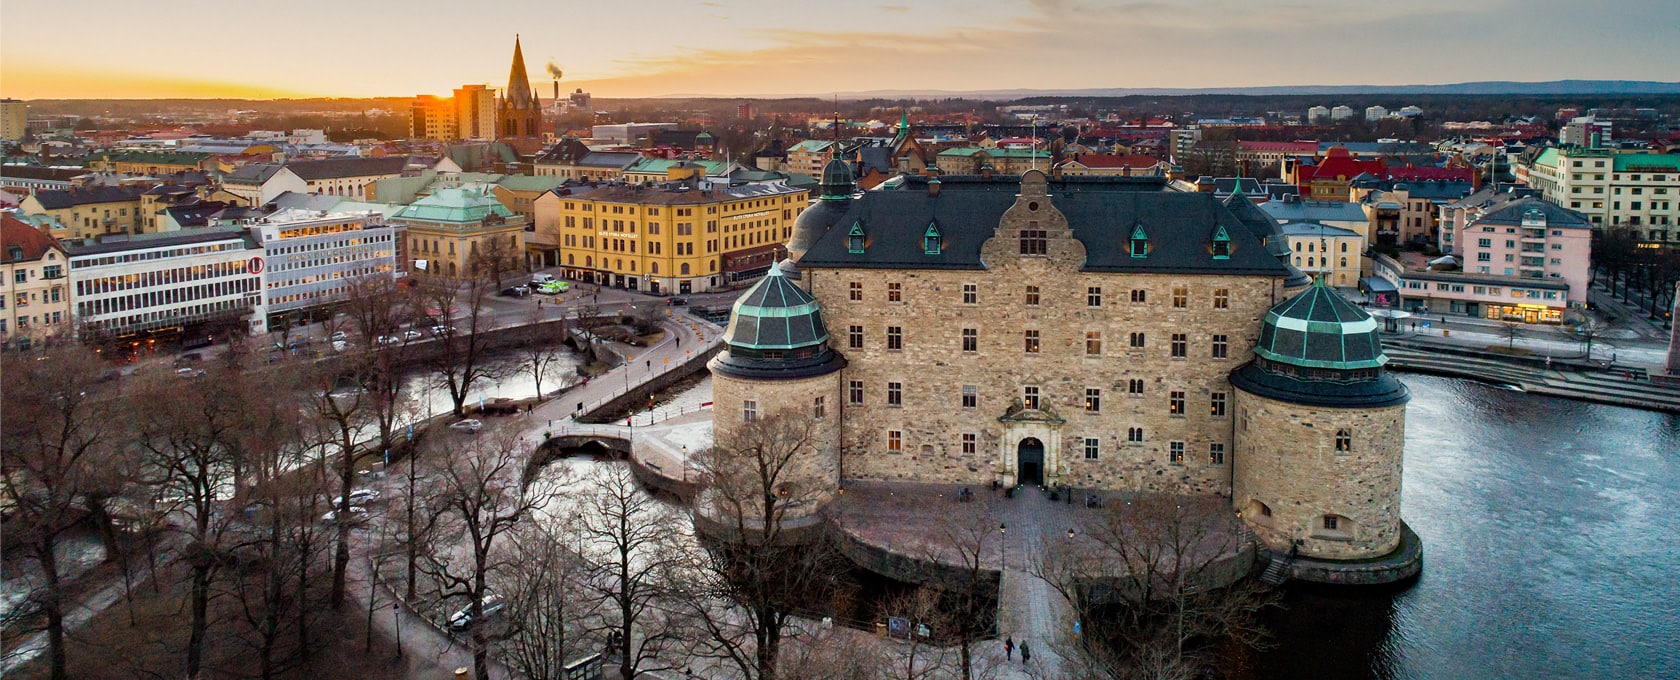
[1410,321,1416,332]
[1004,636,1013,660]
[1020,641,1031,664]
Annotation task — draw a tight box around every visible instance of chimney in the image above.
[928,177,941,197]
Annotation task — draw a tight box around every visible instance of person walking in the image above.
[1020,641,1031,664]
[1004,636,1014,660]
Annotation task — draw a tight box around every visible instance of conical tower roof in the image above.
[710,265,846,379]
[505,36,535,110]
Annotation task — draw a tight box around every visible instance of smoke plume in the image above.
[546,62,564,81]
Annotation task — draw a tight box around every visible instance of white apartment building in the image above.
[68,227,265,339]
[250,209,402,326]
[1523,146,1680,244]
[1365,106,1388,122]
[1331,105,1355,121]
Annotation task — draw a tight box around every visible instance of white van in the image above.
[530,273,556,285]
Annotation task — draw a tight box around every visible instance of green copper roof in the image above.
[724,265,830,350]
[1254,278,1387,370]
[391,187,514,224]
[820,158,856,201]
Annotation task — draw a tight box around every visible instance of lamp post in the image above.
[681,445,689,483]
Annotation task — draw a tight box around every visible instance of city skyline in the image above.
[3,0,1679,100]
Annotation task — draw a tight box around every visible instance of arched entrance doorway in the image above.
[1017,438,1045,486]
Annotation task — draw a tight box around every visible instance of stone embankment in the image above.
[1382,338,1680,414]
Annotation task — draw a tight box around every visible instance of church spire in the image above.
[505,35,534,110]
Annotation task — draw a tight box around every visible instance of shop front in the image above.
[1485,303,1562,324]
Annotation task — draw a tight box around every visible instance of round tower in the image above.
[706,265,847,524]
[1230,279,1415,574]
[780,158,856,280]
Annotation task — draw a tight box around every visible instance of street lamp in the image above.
[999,522,1007,573]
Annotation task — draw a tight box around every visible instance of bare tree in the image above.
[493,518,592,680]
[1500,321,1524,351]
[685,410,850,680]
[417,428,554,680]
[1032,495,1277,680]
[469,232,525,291]
[575,465,690,679]
[1567,319,1609,361]
[417,273,506,416]
[523,303,568,401]
[0,344,124,680]
[904,500,1000,680]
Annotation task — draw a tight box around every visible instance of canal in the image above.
[1235,374,1680,679]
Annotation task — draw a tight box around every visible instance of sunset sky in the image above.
[3,0,1677,100]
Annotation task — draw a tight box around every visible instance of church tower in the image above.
[498,36,545,147]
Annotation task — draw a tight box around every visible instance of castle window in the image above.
[1169,441,1185,463]
[1084,437,1100,460]
[886,326,903,351]
[1022,386,1040,410]
[1169,391,1185,416]
[1023,329,1040,354]
[1085,331,1102,356]
[1172,286,1188,309]
[924,223,942,255]
[888,430,902,453]
[962,433,977,455]
[1087,286,1102,307]
[887,382,902,407]
[1130,332,1146,348]
[1212,335,1229,359]
[1025,285,1040,306]
[1323,515,1339,530]
[1213,288,1229,309]
[962,328,978,353]
[848,380,864,405]
[1085,388,1101,413]
[1020,229,1047,255]
[1171,333,1187,358]
[1127,427,1144,442]
[1131,289,1147,304]
[847,222,866,253]
[1210,392,1227,417]
[850,281,862,301]
[848,325,863,349]
[814,396,825,420]
[1129,224,1149,258]
[1128,379,1144,396]
[887,282,902,302]
[1209,443,1226,465]
[962,283,978,305]
[1211,225,1232,259]
[743,400,758,422]
[1336,428,1352,452]
[962,385,978,409]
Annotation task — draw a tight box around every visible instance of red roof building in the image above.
[1289,146,1386,200]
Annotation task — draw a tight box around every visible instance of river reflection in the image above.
[1234,374,1680,680]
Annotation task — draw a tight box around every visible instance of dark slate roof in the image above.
[1474,197,1592,229]
[65,227,252,257]
[285,157,408,180]
[28,185,146,209]
[162,201,234,227]
[1228,362,1410,409]
[0,166,84,182]
[1254,280,1386,370]
[223,163,283,185]
[800,174,1291,276]
[1391,180,1475,200]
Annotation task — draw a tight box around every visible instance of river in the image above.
[1236,374,1680,679]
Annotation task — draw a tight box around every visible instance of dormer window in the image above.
[847,222,866,254]
[923,222,942,255]
[1211,225,1232,259]
[1129,224,1149,258]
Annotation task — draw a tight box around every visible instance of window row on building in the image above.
[845,324,1232,359]
[844,379,1231,417]
[847,280,1235,311]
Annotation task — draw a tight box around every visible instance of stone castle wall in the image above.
[802,174,1290,494]
[1232,389,1406,560]
[711,367,843,515]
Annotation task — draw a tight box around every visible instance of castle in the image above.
[708,162,1420,582]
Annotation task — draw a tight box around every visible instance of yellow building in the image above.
[1,214,72,347]
[411,95,457,140]
[20,185,147,239]
[0,99,26,142]
[536,179,808,294]
[454,85,498,140]
[391,187,527,279]
[1282,222,1365,287]
[87,151,214,176]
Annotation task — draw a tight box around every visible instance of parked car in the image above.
[448,593,505,631]
[376,335,402,346]
[329,331,349,342]
[172,352,203,367]
[430,325,453,337]
[331,340,348,353]
[665,297,688,306]
[331,489,381,507]
[174,367,206,379]
[530,273,556,285]
[449,419,483,434]
[402,330,424,341]
[500,285,531,297]
[321,506,367,524]
[535,281,565,295]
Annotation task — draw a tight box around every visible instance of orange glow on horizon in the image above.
[2,64,311,100]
